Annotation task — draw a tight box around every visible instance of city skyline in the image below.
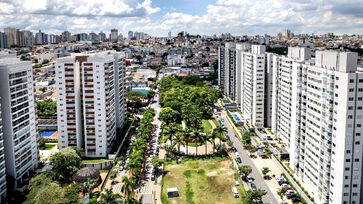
[1,0,363,37]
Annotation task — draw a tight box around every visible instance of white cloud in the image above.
[0,0,363,36]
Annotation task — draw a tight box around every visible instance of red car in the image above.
[261,155,269,159]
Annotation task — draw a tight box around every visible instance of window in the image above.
[346,150,351,153]
[355,158,359,162]
[346,159,350,162]
[349,88,354,92]
[350,79,354,83]
[355,141,360,145]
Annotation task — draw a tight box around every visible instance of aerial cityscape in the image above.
[0,0,363,204]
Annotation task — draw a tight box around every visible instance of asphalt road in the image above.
[220,113,278,204]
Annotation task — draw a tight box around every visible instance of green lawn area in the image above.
[110,119,133,153]
[162,157,249,204]
[212,118,219,127]
[202,119,213,133]
[39,144,56,150]
[82,158,111,164]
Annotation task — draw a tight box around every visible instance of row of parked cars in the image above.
[276,175,302,202]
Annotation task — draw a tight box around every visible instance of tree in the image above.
[39,87,47,92]
[100,188,122,204]
[277,187,286,203]
[239,165,252,180]
[63,184,80,203]
[42,59,50,64]
[27,173,53,202]
[80,178,97,196]
[214,126,226,147]
[37,99,57,116]
[39,137,46,148]
[246,189,267,203]
[191,129,204,156]
[121,176,136,201]
[209,132,218,153]
[30,182,63,204]
[159,107,180,124]
[262,167,270,176]
[173,131,186,154]
[51,148,82,183]
[151,157,164,176]
[146,90,155,101]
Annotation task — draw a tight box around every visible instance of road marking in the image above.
[140,182,153,194]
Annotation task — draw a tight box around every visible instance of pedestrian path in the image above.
[113,183,123,193]
[140,182,153,194]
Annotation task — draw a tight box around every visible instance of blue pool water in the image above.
[132,88,149,94]
[39,131,56,137]
[232,113,242,123]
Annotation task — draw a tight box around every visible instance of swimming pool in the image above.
[132,88,149,94]
[232,113,242,123]
[39,131,56,137]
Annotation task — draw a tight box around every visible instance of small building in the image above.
[167,187,179,198]
[72,167,101,183]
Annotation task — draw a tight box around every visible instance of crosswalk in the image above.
[113,183,123,193]
[139,182,153,194]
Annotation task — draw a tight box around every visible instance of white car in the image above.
[281,183,290,188]
[235,181,240,186]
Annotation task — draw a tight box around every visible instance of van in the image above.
[232,187,239,198]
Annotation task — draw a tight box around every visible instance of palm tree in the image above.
[121,176,136,201]
[80,178,97,197]
[100,188,122,204]
[214,126,227,147]
[184,128,193,155]
[191,129,204,157]
[204,133,212,155]
[209,132,218,153]
[173,131,186,154]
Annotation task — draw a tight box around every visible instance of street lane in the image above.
[220,113,278,204]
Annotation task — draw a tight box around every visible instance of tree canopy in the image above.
[37,99,57,116]
[51,147,82,183]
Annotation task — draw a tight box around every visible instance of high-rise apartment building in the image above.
[218,46,225,89]
[224,42,236,100]
[128,31,133,40]
[219,45,363,203]
[22,31,34,47]
[99,32,106,42]
[271,48,363,204]
[61,31,71,42]
[0,98,6,201]
[0,32,7,49]
[239,45,266,128]
[110,29,118,42]
[4,27,17,47]
[35,30,44,45]
[0,52,38,187]
[56,51,126,157]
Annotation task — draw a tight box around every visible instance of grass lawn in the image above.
[82,158,111,164]
[202,119,213,133]
[39,144,56,150]
[162,157,249,204]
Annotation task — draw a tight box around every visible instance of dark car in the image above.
[278,180,288,186]
[251,183,257,191]
[291,196,301,202]
[236,157,242,164]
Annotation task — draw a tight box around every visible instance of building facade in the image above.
[0,98,6,201]
[219,44,363,203]
[0,52,38,187]
[56,51,126,157]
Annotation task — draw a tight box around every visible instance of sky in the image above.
[1,0,363,37]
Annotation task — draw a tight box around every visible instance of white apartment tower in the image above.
[0,98,6,201]
[271,48,363,203]
[56,51,126,157]
[239,45,266,128]
[0,52,38,187]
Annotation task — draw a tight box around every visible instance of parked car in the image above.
[247,176,254,183]
[278,180,288,186]
[232,187,239,198]
[261,155,269,159]
[291,196,301,202]
[236,157,242,164]
[281,183,290,188]
[235,181,240,186]
[250,183,257,191]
